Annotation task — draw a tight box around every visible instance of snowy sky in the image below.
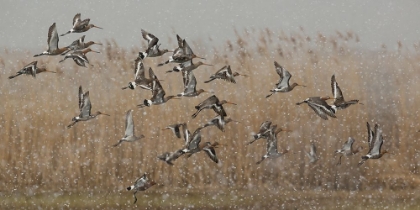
[1,0,419,51]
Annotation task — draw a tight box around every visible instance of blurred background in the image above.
[1,1,420,209]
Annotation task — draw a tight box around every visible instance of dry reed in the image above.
[0,28,419,197]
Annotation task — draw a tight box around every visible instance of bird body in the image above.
[60,13,102,36]
[113,110,145,147]
[266,61,305,98]
[127,173,156,204]
[331,74,360,109]
[34,23,69,57]
[59,48,99,67]
[9,61,56,79]
[204,65,247,83]
[296,96,337,120]
[67,86,109,128]
[358,123,388,166]
[192,95,236,118]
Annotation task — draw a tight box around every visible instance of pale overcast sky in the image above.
[1,0,419,51]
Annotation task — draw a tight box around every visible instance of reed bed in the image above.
[0,28,420,198]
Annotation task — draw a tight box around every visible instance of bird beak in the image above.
[298,84,306,87]
[93,25,103,29]
[226,101,237,105]
[101,113,110,116]
[239,74,248,77]
[94,42,103,46]
[202,63,213,66]
[122,86,128,90]
[46,70,57,73]
[91,50,101,53]
[194,55,206,60]
[282,129,291,132]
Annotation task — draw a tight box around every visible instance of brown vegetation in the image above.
[1,28,420,198]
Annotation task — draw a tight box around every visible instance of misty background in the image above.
[1,0,419,52]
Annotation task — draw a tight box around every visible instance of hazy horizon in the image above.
[1,0,419,52]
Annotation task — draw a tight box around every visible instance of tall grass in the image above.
[1,28,420,196]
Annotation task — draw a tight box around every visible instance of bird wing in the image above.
[267,135,279,155]
[342,137,355,152]
[310,100,336,118]
[197,95,219,110]
[212,115,224,131]
[331,75,345,104]
[78,86,84,111]
[182,123,191,146]
[182,70,197,94]
[80,91,92,117]
[176,34,183,48]
[124,110,134,137]
[134,58,145,81]
[141,29,159,49]
[278,69,292,89]
[203,146,219,163]
[47,23,59,52]
[187,127,202,151]
[212,104,227,117]
[306,102,329,120]
[182,39,194,57]
[72,13,82,28]
[274,61,284,80]
[21,61,38,77]
[151,79,166,104]
[310,142,317,157]
[366,122,375,152]
[370,124,383,155]
[259,121,272,134]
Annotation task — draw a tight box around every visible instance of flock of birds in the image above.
[8,13,389,204]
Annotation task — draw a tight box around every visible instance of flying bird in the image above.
[358,123,388,166]
[59,48,100,67]
[192,95,236,118]
[126,173,156,204]
[113,110,145,147]
[335,137,363,165]
[204,65,247,83]
[67,86,110,128]
[60,13,102,36]
[9,61,56,79]
[331,74,361,109]
[296,96,337,120]
[34,23,69,57]
[266,61,305,98]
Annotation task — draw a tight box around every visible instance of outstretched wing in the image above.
[134,58,145,81]
[370,124,383,155]
[331,74,344,104]
[47,23,59,52]
[182,70,197,94]
[203,147,219,163]
[306,102,329,120]
[80,91,92,117]
[124,110,134,137]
